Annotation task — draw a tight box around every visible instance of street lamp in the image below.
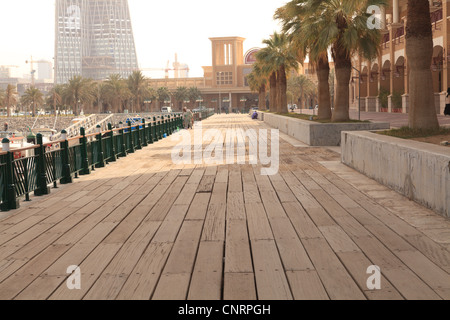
[352,66,361,121]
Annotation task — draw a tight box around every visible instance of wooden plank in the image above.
[227,168,242,193]
[336,251,404,300]
[318,225,361,253]
[281,201,323,240]
[286,271,329,300]
[173,183,198,206]
[366,224,417,252]
[197,175,216,193]
[161,220,203,275]
[394,250,450,292]
[49,243,123,300]
[352,235,442,299]
[150,204,190,244]
[302,238,366,300]
[0,244,68,300]
[269,217,314,271]
[186,168,205,185]
[201,183,227,242]
[116,242,173,300]
[152,220,204,300]
[152,273,191,300]
[269,178,298,204]
[84,225,161,300]
[223,273,257,301]
[382,268,442,300]
[226,192,245,220]
[188,241,224,300]
[215,167,229,184]
[251,240,293,300]
[246,202,274,241]
[185,193,211,221]
[404,234,450,273]
[15,275,66,300]
[144,176,189,222]
[225,219,253,273]
[242,166,261,204]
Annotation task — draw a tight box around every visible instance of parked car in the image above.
[161,107,172,113]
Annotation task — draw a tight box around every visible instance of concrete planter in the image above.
[342,131,450,218]
[260,112,390,146]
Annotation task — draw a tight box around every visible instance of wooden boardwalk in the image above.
[0,114,449,300]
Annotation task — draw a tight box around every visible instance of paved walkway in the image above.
[0,114,449,300]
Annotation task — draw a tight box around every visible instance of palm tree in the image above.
[187,87,202,109]
[143,87,157,112]
[247,62,268,111]
[287,75,316,109]
[406,0,439,129]
[93,81,108,114]
[257,32,298,114]
[276,1,331,119]
[22,87,44,117]
[47,85,64,116]
[288,0,385,122]
[104,74,130,113]
[127,70,148,113]
[62,76,95,116]
[157,87,171,111]
[173,87,188,111]
[4,84,18,117]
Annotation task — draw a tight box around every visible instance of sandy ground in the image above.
[412,134,450,147]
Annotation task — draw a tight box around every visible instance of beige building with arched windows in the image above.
[350,0,448,115]
[147,37,257,112]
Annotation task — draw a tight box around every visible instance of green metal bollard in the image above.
[35,133,52,194]
[168,115,173,135]
[119,122,127,158]
[157,120,162,140]
[148,120,154,144]
[152,117,158,142]
[1,139,20,211]
[136,121,142,150]
[127,121,135,153]
[79,127,91,175]
[142,119,148,147]
[60,130,73,184]
[108,123,117,162]
[95,125,106,168]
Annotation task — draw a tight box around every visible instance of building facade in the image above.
[54,0,138,84]
[37,61,53,81]
[350,0,448,115]
[147,37,257,113]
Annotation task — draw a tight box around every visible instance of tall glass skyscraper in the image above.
[55,0,139,84]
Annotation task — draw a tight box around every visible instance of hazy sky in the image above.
[0,0,287,79]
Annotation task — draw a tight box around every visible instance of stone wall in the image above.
[261,112,390,146]
[342,131,450,218]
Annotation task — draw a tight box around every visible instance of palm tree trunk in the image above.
[6,102,10,118]
[317,55,332,120]
[406,0,439,129]
[277,65,288,114]
[332,46,352,122]
[259,84,266,111]
[269,72,277,112]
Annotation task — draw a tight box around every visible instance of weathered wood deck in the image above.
[0,114,449,300]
